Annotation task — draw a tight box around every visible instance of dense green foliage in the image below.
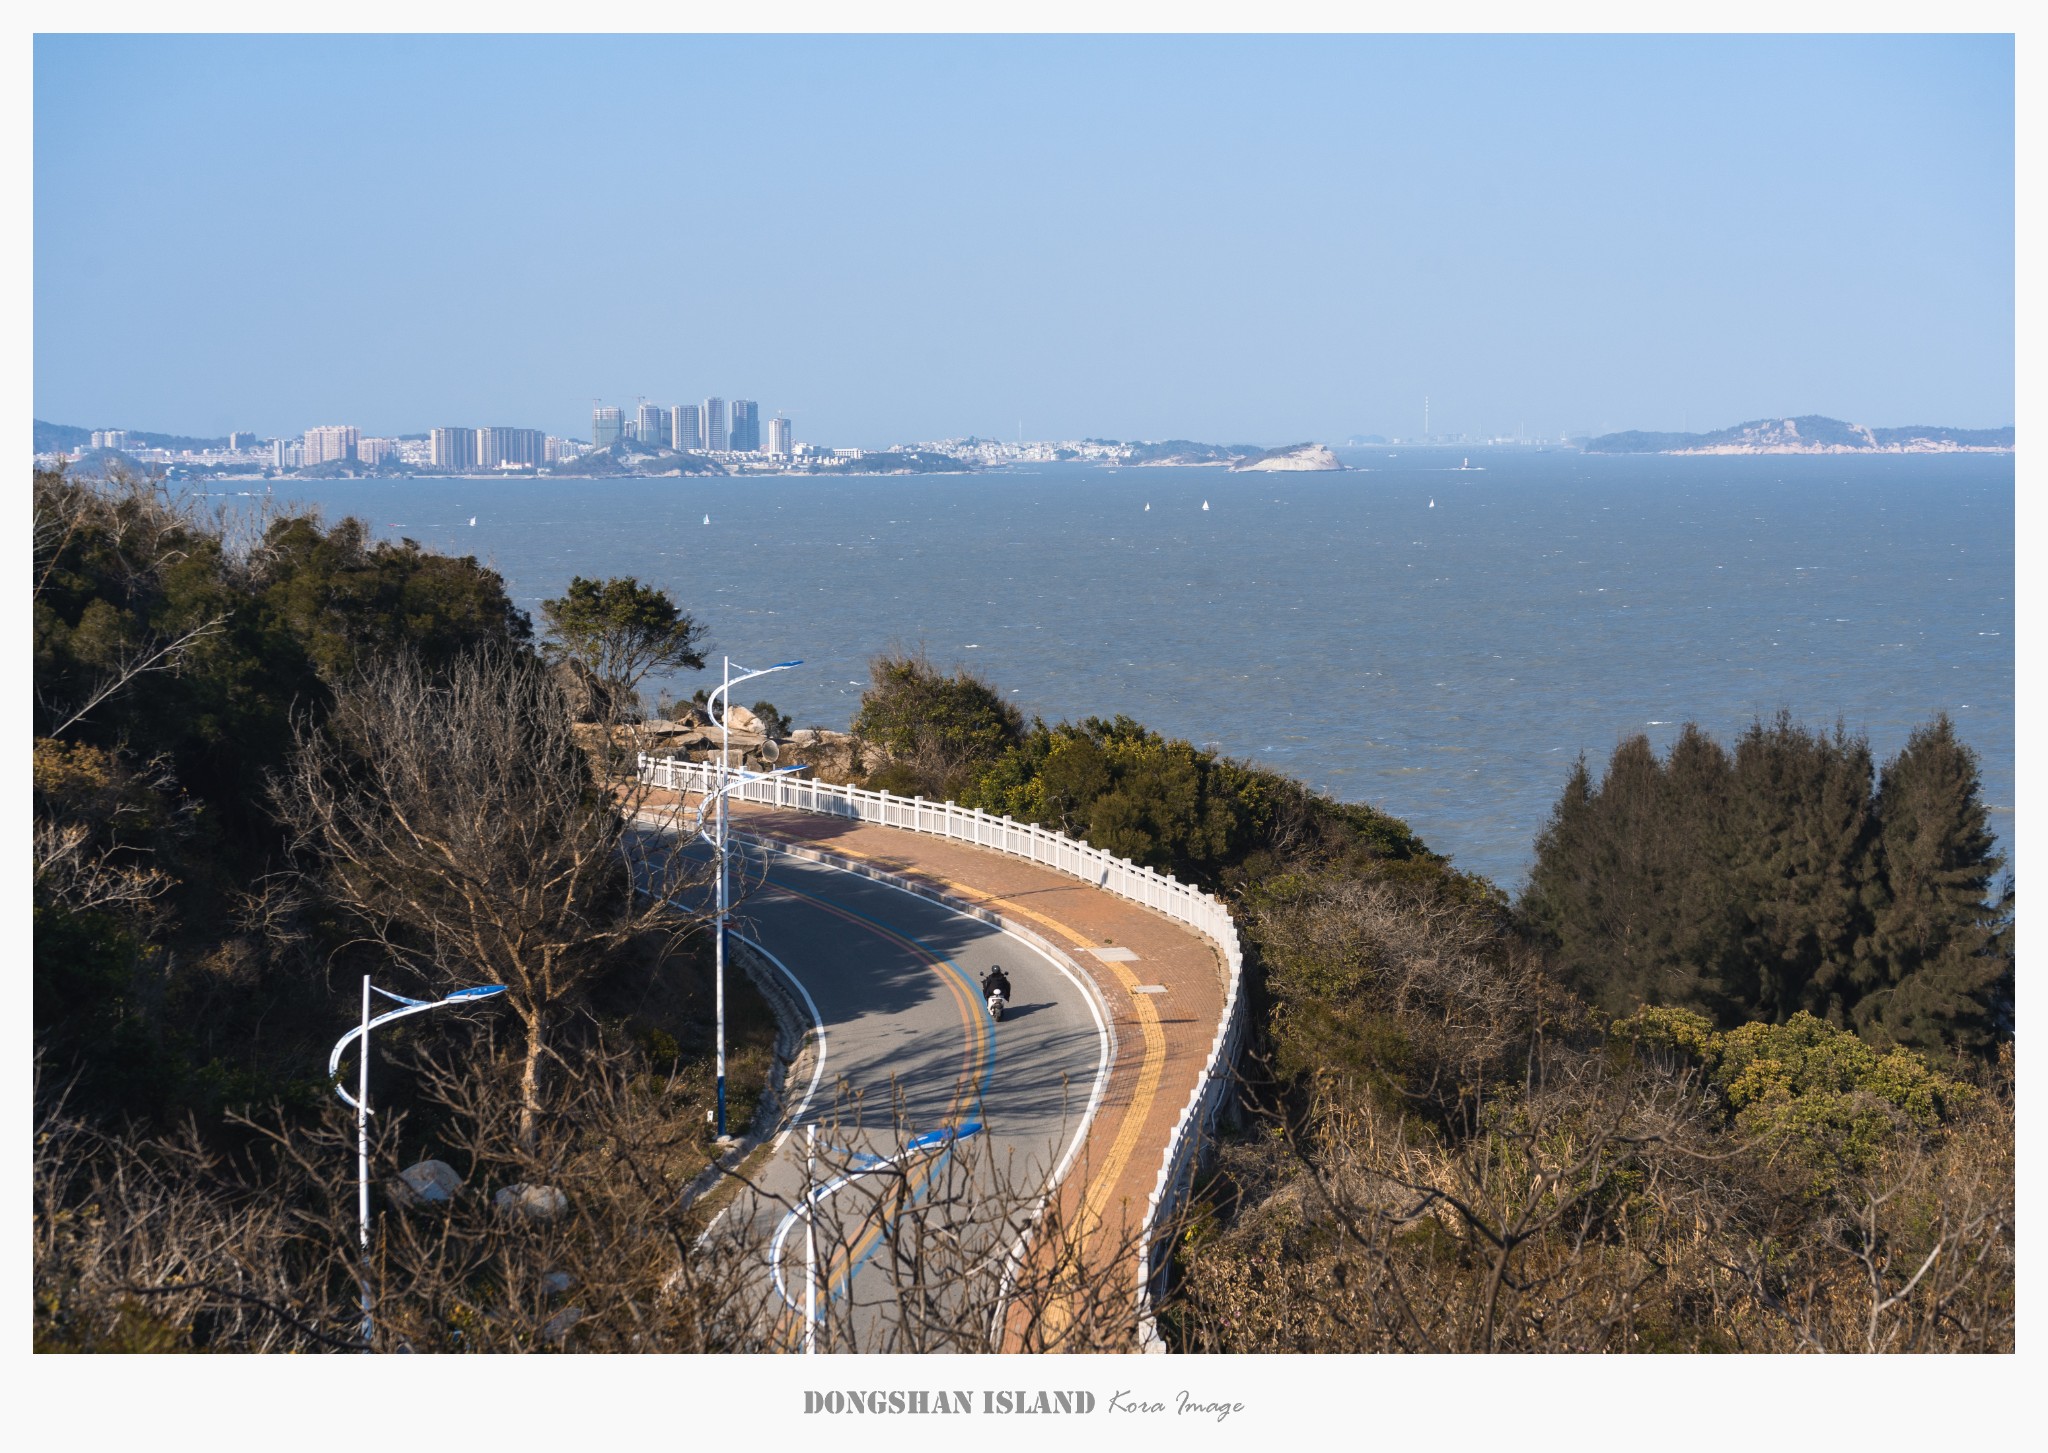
[1622,1006,1974,1190]
[539,574,705,715]
[959,713,1441,892]
[33,470,534,1124]
[1520,714,2010,1055]
[850,651,1027,799]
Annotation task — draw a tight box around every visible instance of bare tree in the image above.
[274,647,707,1146]
[34,1037,1169,1354]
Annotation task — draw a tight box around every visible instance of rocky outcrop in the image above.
[494,1183,569,1223]
[552,658,617,722]
[388,1159,463,1207]
[1231,442,1344,472]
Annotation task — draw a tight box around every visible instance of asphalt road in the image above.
[653,830,1113,1351]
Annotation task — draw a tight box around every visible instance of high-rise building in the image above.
[303,425,359,465]
[228,431,253,451]
[768,415,793,457]
[730,399,760,453]
[477,427,545,469]
[356,437,398,468]
[672,403,703,453]
[592,406,624,448]
[90,429,129,451]
[545,436,581,464]
[704,397,727,452]
[430,426,479,471]
[272,438,298,469]
[636,402,669,449]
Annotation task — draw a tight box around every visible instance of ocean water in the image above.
[269,448,2014,890]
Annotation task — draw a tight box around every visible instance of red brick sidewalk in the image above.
[643,788,1229,1344]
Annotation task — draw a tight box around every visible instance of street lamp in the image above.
[328,978,507,1344]
[772,1120,985,1351]
[701,655,801,1139]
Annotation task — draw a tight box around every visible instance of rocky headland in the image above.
[1230,442,1345,472]
[1585,415,2013,455]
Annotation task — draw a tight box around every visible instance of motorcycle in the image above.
[981,970,1010,1022]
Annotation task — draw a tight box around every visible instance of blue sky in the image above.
[34,33,2014,446]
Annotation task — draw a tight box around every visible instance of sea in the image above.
[257,447,2015,892]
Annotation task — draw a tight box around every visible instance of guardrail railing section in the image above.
[639,753,1246,1337]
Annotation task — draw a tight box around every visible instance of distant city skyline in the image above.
[34,35,2014,444]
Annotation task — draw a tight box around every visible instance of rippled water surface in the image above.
[275,448,2014,888]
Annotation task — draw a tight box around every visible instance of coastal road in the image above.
[643,827,1113,1351]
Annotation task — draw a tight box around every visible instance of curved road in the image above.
[654,831,1112,1351]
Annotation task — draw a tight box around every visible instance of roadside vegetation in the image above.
[31,468,781,1350]
[849,652,2016,1353]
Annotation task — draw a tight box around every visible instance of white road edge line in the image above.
[730,931,828,1151]
[731,832,1117,1337]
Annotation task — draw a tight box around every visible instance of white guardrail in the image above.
[638,754,1246,1341]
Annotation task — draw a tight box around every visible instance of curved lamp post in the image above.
[773,1120,985,1352]
[700,655,801,1138]
[328,978,507,1344]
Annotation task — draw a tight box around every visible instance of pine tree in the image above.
[1860,715,2010,1053]
[1727,714,1880,1027]
[1655,723,1747,1017]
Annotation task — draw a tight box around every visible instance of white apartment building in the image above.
[302,425,359,465]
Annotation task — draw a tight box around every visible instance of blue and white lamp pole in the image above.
[699,655,802,1139]
[328,978,507,1343]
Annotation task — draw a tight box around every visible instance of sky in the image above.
[33,33,2015,447]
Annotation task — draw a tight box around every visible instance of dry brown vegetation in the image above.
[1167,873,2014,1353]
[34,1038,1159,1353]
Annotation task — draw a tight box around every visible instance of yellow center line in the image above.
[729,821,1172,1303]
[664,796,1182,1347]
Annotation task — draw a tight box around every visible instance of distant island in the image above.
[1585,415,2013,455]
[1231,442,1345,472]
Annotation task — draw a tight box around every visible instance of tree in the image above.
[275,648,703,1145]
[1521,727,1744,1020]
[850,649,1025,799]
[539,575,705,718]
[1521,712,2005,1058]
[1726,714,1881,1026]
[1860,716,2010,1053]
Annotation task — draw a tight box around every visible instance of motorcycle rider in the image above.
[981,964,1012,1004]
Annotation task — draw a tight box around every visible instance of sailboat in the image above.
[1201,500,1210,511]
[1144,502,1150,511]
[468,516,476,526]
[1428,499,1435,509]
[703,514,711,525]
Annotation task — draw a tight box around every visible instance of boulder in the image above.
[493,1182,570,1223]
[388,1159,463,1207]
[722,704,765,735]
[551,658,616,723]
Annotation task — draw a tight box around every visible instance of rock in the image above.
[542,1270,575,1295]
[722,704,765,735]
[493,1182,570,1223]
[541,1306,583,1343]
[1232,442,1343,472]
[552,659,616,722]
[388,1159,463,1207]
